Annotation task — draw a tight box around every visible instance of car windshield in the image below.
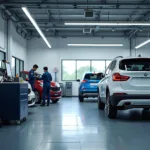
[84,73,103,80]
[35,73,42,78]
[119,58,150,71]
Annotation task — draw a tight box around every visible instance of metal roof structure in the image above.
[1,0,150,39]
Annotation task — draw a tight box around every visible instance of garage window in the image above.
[77,61,90,80]
[106,60,111,69]
[11,57,24,77]
[0,50,6,68]
[62,59,111,81]
[62,60,76,80]
[92,61,105,73]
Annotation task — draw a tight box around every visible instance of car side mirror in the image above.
[76,79,80,82]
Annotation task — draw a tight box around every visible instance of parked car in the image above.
[26,81,36,107]
[98,56,150,119]
[20,71,62,104]
[77,72,104,102]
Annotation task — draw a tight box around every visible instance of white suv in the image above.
[98,56,150,119]
[27,82,36,107]
[23,81,36,107]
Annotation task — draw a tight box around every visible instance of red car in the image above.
[20,71,62,103]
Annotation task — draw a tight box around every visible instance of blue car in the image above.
[77,72,104,102]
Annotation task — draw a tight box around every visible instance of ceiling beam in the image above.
[0,5,29,34]
[15,13,145,16]
[31,33,148,38]
[23,26,150,30]
[2,2,150,6]
[18,19,150,25]
[128,11,140,21]
[6,6,150,11]
[127,11,150,38]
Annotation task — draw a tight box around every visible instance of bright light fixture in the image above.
[65,22,117,26]
[135,39,150,49]
[22,7,51,48]
[65,22,150,26]
[68,44,123,47]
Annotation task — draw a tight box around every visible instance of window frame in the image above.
[0,50,6,60]
[0,50,6,69]
[61,59,112,81]
[12,56,24,77]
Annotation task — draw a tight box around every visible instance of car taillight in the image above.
[112,73,130,81]
[82,80,87,83]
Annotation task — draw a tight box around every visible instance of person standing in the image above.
[39,67,52,106]
[29,64,39,91]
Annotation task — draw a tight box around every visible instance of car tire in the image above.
[98,94,105,110]
[34,90,41,104]
[79,95,84,102]
[51,99,59,103]
[105,92,117,119]
[144,108,149,111]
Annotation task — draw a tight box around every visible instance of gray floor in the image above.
[0,98,150,150]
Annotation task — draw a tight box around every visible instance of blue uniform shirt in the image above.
[29,69,35,84]
[40,71,52,86]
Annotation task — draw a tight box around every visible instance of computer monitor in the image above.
[6,63,13,77]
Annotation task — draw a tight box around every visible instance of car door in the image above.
[100,62,112,102]
[100,60,117,102]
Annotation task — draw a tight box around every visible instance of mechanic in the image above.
[39,67,52,106]
[29,64,39,91]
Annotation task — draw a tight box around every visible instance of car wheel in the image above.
[98,94,105,110]
[34,90,41,104]
[105,92,117,119]
[79,95,84,102]
[51,99,59,103]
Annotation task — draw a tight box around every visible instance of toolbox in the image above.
[0,83,28,123]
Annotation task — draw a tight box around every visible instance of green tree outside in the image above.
[63,66,97,80]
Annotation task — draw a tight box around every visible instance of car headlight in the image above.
[55,82,60,87]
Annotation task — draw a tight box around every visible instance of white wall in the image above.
[27,37,130,96]
[8,21,27,69]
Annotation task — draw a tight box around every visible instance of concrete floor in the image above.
[0,98,150,150]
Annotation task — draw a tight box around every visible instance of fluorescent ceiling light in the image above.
[68,44,123,47]
[135,39,150,49]
[22,7,51,48]
[118,23,150,26]
[65,22,150,26]
[65,23,117,26]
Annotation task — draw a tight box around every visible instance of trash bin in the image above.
[65,82,72,97]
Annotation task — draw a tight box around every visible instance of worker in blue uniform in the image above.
[39,67,52,106]
[29,64,39,91]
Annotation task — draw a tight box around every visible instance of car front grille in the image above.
[51,87,60,92]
